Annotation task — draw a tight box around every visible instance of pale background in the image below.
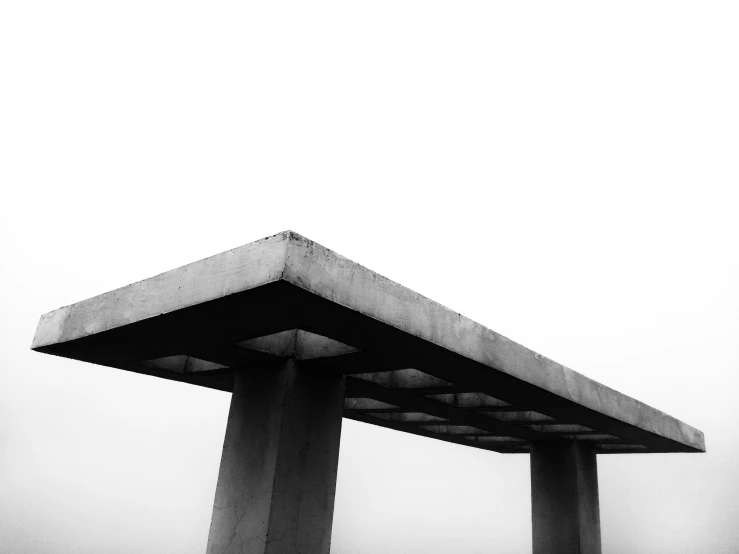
[1,1,738,552]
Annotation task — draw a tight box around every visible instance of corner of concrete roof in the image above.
[31,231,310,352]
[264,230,317,252]
[282,230,313,244]
[280,230,332,262]
[281,230,359,274]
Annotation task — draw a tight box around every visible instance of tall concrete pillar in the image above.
[207,360,345,554]
[530,440,601,554]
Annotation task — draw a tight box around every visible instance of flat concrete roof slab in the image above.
[32,231,705,454]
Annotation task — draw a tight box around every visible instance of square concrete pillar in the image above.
[530,440,601,554]
[207,361,345,554]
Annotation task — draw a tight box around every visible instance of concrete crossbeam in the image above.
[353,368,453,389]
[344,398,399,411]
[370,412,446,423]
[427,392,514,409]
[488,411,558,423]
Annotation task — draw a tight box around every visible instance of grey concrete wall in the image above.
[207,361,345,554]
[530,441,601,554]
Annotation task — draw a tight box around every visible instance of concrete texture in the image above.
[30,231,707,553]
[207,361,344,554]
[531,440,601,554]
[31,230,704,454]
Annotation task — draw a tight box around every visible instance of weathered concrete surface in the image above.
[207,361,344,554]
[282,233,704,453]
[31,230,705,454]
[32,234,289,349]
[530,440,601,554]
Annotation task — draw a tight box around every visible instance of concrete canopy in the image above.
[32,230,704,455]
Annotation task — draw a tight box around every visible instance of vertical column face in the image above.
[530,440,601,554]
[207,361,345,554]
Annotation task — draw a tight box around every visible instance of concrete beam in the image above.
[486,411,559,423]
[353,368,453,390]
[344,397,399,411]
[370,412,446,424]
[207,362,344,554]
[530,441,601,554]
[426,392,514,409]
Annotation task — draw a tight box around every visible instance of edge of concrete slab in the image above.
[281,232,705,453]
[31,231,292,350]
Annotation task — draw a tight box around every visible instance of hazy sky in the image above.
[2,1,738,552]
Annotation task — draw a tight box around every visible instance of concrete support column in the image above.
[530,440,601,554]
[207,360,345,554]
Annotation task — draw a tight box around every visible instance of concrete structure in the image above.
[32,231,705,553]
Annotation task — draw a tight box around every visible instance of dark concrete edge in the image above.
[30,231,293,351]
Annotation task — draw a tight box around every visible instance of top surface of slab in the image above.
[32,231,704,454]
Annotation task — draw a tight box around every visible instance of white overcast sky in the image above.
[1,1,738,553]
